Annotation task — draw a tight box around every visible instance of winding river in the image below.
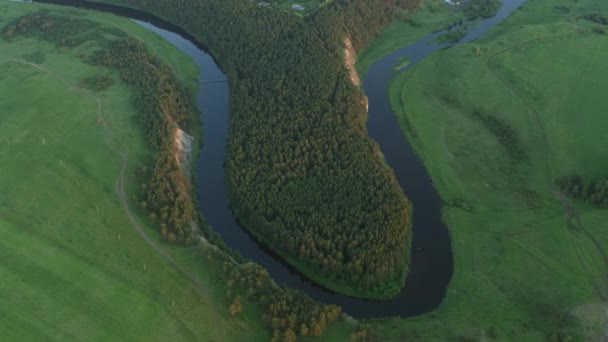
[36,0,528,318]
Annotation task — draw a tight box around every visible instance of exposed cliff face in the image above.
[174,127,195,180]
[344,37,369,112]
[344,37,360,86]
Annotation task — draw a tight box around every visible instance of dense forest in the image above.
[93,0,420,298]
[3,12,197,243]
[559,176,608,208]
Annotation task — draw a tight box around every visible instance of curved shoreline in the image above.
[33,0,528,318]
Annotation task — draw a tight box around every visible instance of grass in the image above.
[355,0,465,76]
[375,0,608,339]
[0,2,272,340]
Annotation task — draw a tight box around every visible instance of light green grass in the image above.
[356,0,465,77]
[0,2,271,340]
[378,0,608,339]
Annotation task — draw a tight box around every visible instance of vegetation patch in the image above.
[582,13,608,25]
[463,0,502,19]
[81,73,114,91]
[220,256,343,340]
[21,50,45,64]
[431,25,468,43]
[470,108,528,161]
[559,176,608,208]
[3,11,98,43]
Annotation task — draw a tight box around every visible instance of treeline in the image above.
[2,11,97,43]
[223,260,342,340]
[97,0,418,297]
[88,38,197,243]
[4,13,197,243]
[2,11,126,47]
[558,176,608,208]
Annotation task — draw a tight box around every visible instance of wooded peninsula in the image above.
[95,0,421,299]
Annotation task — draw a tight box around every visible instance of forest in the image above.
[3,12,198,243]
[96,0,421,298]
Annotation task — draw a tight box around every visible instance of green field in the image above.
[0,2,274,340]
[373,0,608,339]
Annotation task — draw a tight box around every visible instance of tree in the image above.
[228,296,242,317]
[283,328,296,342]
[312,323,322,337]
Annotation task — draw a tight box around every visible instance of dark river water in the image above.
[35,0,528,318]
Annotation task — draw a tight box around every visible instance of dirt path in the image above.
[1,59,224,341]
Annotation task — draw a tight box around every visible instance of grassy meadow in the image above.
[375,0,608,339]
[0,2,272,341]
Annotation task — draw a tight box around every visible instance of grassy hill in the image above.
[376,0,608,339]
[0,2,271,340]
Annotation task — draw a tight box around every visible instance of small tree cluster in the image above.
[463,0,502,19]
[558,176,608,208]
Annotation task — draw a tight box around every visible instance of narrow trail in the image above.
[504,236,591,293]
[1,59,225,341]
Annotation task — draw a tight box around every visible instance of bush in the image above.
[463,0,502,19]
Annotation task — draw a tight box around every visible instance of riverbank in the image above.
[377,0,608,339]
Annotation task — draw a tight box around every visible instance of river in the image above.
[34,0,528,319]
